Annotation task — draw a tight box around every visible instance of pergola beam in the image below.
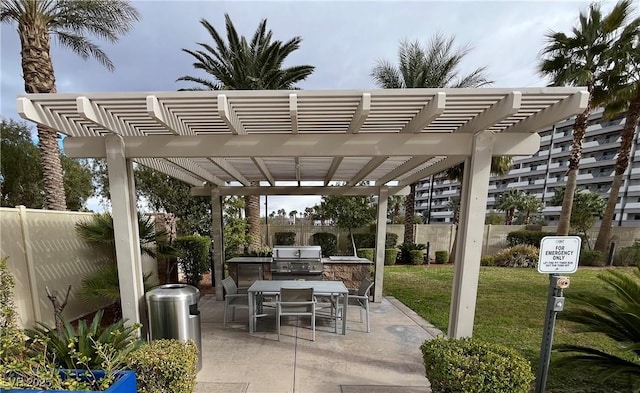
[135,158,205,186]
[208,157,250,186]
[347,156,388,186]
[376,156,436,185]
[347,93,371,133]
[62,132,540,158]
[399,92,446,133]
[503,90,589,133]
[455,91,521,133]
[252,157,275,186]
[166,158,224,186]
[191,185,382,196]
[295,157,301,186]
[217,94,245,135]
[146,95,189,135]
[290,94,298,134]
[325,157,343,186]
[397,156,467,187]
[76,96,118,133]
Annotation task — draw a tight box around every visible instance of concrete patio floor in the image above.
[194,295,442,393]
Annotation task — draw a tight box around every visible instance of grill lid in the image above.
[272,245,322,260]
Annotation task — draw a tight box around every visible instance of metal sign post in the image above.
[535,236,581,393]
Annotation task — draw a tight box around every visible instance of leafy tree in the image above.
[388,195,405,224]
[595,15,640,253]
[223,196,248,259]
[550,186,606,247]
[371,34,492,243]
[556,266,640,388]
[539,0,633,235]
[319,195,376,255]
[517,194,544,225]
[1,0,140,210]
[495,189,526,225]
[178,13,315,251]
[485,210,504,225]
[1,120,93,210]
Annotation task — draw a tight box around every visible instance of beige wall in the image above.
[0,207,158,329]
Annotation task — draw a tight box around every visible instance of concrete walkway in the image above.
[195,295,441,393]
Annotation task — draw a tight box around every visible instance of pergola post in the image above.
[373,186,389,302]
[105,135,144,329]
[448,131,495,338]
[210,187,225,301]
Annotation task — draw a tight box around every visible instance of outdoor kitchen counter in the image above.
[322,257,372,291]
[226,257,273,285]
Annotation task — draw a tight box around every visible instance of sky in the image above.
[0,0,609,215]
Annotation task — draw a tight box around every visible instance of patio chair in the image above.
[221,277,249,328]
[276,287,316,341]
[338,277,374,333]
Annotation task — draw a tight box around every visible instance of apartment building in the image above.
[415,109,640,226]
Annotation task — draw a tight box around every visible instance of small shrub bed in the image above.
[409,250,425,265]
[398,242,426,264]
[507,230,554,247]
[311,232,337,256]
[357,248,375,261]
[579,249,605,266]
[480,255,495,266]
[493,244,539,268]
[614,240,640,266]
[128,339,198,393]
[274,231,296,245]
[435,251,448,265]
[420,337,534,393]
[384,249,398,265]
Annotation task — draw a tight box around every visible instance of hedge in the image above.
[420,337,534,393]
[174,235,210,286]
[579,249,605,266]
[614,240,640,266]
[385,249,398,265]
[274,231,296,245]
[128,339,198,393]
[435,251,448,265]
[357,248,375,261]
[409,250,425,265]
[353,233,399,249]
[493,244,539,268]
[507,230,554,247]
[311,232,337,257]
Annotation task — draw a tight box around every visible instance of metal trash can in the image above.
[146,284,202,370]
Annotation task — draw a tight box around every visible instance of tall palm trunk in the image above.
[595,98,640,252]
[404,183,416,243]
[557,107,590,235]
[244,181,261,251]
[19,22,66,210]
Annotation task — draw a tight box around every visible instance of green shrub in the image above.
[435,251,449,265]
[579,249,605,267]
[357,248,375,261]
[311,232,337,257]
[420,337,534,393]
[507,230,554,247]
[409,250,425,265]
[493,244,539,268]
[385,249,398,265]
[614,240,640,266]
[24,310,141,370]
[128,339,198,393]
[398,242,426,264]
[481,255,495,266]
[274,231,296,245]
[0,257,23,361]
[385,233,399,248]
[175,235,211,286]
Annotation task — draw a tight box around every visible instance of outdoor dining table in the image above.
[247,280,349,335]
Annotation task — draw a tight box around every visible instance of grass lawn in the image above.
[384,265,637,393]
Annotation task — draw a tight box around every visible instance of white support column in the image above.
[210,187,225,301]
[126,158,145,333]
[373,187,389,302]
[448,131,495,338]
[105,135,144,328]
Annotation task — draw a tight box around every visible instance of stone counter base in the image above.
[322,263,371,291]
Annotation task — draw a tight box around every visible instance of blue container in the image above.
[6,370,136,393]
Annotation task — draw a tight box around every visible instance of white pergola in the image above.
[18,87,588,338]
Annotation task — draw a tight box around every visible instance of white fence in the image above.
[0,206,158,329]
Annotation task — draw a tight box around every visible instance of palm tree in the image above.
[388,195,405,224]
[556,266,640,386]
[594,17,640,253]
[372,34,492,244]
[519,194,544,224]
[539,0,633,235]
[0,0,140,210]
[495,189,526,225]
[178,14,314,251]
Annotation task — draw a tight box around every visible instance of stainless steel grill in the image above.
[271,246,323,276]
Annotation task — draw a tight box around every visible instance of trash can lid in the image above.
[145,284,200,303]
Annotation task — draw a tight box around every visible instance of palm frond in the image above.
[54,31,114,71]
